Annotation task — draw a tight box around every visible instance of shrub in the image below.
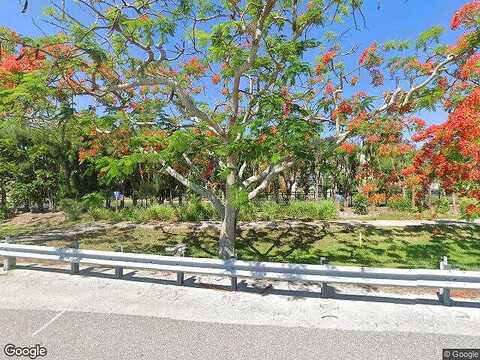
[460,197,480,221]
[353,194,369,215]
[238,201,258,221]
[81,192,105,209]
[432,197,450,215]
[285,200,337,220]
[133,205,177,222]
[0,207,13,221]
[88,207,113,221]
[387,195,416,213]
[255,201,282,220]
[59,199,84,221]
[177,198,218,221]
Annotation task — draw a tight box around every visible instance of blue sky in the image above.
[0,0,468,124]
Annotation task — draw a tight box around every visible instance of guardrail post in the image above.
[115,246,124,279]
[3,256,16,272]
[70,240,80,275]
[3,236,16,272]
[320,257,332,298]
[231,276,238,291]
[115,267,124,279]
[229,257,238,291]
[177,272,184,286]
[438,256,451,306]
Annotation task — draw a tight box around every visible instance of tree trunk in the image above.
[314,171,320,201]
[169,185,174,206]
[219,160,237,260]
[0,186,6,207]
[219,202,237,260]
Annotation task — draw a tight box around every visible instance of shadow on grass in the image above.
[12,222,480,270]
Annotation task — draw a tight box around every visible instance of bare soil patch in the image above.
[7,212,67,227]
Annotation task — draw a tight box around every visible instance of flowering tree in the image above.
[412,1,480,218]
[5,0,473,257]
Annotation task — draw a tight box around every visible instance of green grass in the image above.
[34,223,480,271]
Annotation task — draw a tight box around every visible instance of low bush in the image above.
[253,201,283,221]
[0,206,13,221]
[134,205,177,222]
[86,200,340,223]
[59,199,84,221]
[432,197,450,215]
[238,200,337,221]
[285,200,337,220]
[176,199,218,221]
[459,197,480,221]
[352,194,369,215]
[81,192,105,209]
[88,207,113,221]
[387,195,416,213]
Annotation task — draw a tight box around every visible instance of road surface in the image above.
[1,268,479,359]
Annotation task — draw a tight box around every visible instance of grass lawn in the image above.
[16,222,478,271]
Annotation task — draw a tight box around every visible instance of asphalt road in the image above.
[1,269,480,360]
[1,308,478,360]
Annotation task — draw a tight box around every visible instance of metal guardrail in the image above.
[1,243,480,305]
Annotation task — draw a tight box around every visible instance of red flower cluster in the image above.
[366,134,381,144]
[183,57,207,76]
[315,63,325,76]
[338,142,357,154]
[321,50,336,65]
[451,0,480,29]
[413,87,480,193]
[337,101,353,115]
[410,117,426,128]
[465,204,480,217]
[324,80,334,95]
[348,111,368,131]
[0,47,44,73]
[359,42,378,66]
[459,53,480,80]
[407,59,434,75]
[211,73,221,85]
[362,183,377,195]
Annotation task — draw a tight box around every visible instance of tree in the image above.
[412,0,480,217]
[5,1,472,258]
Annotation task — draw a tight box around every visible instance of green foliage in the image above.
[0,207,13,221]
[432,197,450,215]
[239,201,282,221]
[387,196,417,213]
[352,194,369,215]
[284,200,337,220]
[239,200,337,221]
[177,197,218,221]
[81,193,105,209]
[416,26,444,50]
[59,199,84,221]
[88,207,114,221]
[383,40,410,52]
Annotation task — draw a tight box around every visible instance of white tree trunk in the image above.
[219,202,237,260]
[219,164,237,259]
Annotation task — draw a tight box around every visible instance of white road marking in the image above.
[32,310,66,337]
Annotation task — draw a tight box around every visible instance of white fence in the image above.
[1,243,480,305]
